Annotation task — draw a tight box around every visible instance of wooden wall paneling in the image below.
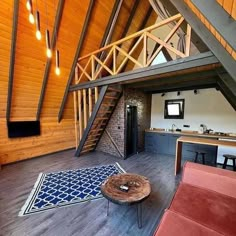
[0,118,75,164]
[0,0,14,119]
[6,0,19,121]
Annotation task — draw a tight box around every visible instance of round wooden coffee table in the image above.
[100,173,151,228]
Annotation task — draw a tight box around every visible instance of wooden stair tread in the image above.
[101,103,115,107]
[83,143,96,148]
[76,85,122,157]
[98,110,112,113]
[89,128,103,132]
[104,96,119,99]
[86,138,98,143]
[108,87,122,93]
[95,117,109,120]
[81,148,94,154]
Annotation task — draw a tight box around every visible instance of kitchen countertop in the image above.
[145,129,236,140]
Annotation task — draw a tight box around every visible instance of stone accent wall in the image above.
[96,87,151,158]
[96,96,125,158]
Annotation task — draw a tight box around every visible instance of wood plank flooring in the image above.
[0,150,181,236]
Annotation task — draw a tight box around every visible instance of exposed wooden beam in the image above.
[70,52,219,91]
[95,0,123,71]
[6,0,19,121]
[192,0,236,51]
[169,0,236,83]
[120,0,140,39]
[217,71,236,111]
[122,5,153,72]
[58,0,95,122]
[99,0,123,49]
[143,77,218,93]
[36,0,65,121]
[159,0,208,53]
[128,70,219,89]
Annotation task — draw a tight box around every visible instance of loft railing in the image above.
[74,13,192,85]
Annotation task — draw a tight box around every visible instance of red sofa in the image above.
[154,162,236,236]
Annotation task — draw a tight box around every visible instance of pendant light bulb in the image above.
[45,29,52,58]
[29,12,34,24]
[55,67,60,75]
[55,50,60,75]
[46,48,52,58]
[35,11,41,40]
[26,0,32,11]
[36,30,42,40]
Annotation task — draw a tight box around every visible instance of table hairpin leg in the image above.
[137,203,142,228]
[107,200,109,216]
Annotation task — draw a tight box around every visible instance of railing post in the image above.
[113,46,116,74]
[91,55,95,80]
[143,32,147,67]
[78,90,83,140]
[185,24,192,57]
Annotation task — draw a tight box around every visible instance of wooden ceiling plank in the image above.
[191,0,236,52]
[94,0,123,74]
[120,0,140,39]
[36,0,65,121]
[57,0,95,122]
[122,5,153,72]
[6,0,19,121]
[169,0,236,83]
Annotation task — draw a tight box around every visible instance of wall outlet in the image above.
[183,125,190,128]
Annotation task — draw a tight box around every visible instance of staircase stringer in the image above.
[75,85,108,156]
[93,86,123,152]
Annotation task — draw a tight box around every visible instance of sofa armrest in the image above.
[182,162,236,198]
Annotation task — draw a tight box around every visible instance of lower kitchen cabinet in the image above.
[168,134,181,155]
[145,132,217,164]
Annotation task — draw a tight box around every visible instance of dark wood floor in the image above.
[0,150,182,236]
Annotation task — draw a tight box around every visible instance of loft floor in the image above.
[0,150,181,236]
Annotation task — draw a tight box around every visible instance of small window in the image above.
[164,99,185,119]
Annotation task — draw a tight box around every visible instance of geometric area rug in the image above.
[19,162,125,216]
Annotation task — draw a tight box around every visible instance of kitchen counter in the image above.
[175,136,236,175]
[145,129,236,140]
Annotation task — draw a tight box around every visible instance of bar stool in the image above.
[222,154,236,171]
[188,150,206,164]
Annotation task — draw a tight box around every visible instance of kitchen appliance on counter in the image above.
[217,138,236,166]
[198,124,207,134]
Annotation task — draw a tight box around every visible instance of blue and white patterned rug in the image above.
[19,162,125,216]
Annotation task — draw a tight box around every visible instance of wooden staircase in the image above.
[75,85,122,156]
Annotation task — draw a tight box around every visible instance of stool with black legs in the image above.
[222,154,236,171]
[188,150,206,164]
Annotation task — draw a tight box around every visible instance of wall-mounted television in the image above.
[164,99,185,119]
[7,121,41,138]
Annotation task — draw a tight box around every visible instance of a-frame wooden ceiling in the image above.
[0,0,157,121]
[1,0,235,123]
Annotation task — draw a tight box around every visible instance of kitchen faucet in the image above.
[172,124,176,131]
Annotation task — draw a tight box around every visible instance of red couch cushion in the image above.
[154,210,223,236]
[170,182,236,236]
[182,162,236,198]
